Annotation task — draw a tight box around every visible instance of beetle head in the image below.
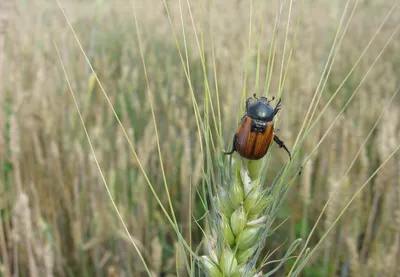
[247,97,275,121]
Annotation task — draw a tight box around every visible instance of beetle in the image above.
[224,94,291,160]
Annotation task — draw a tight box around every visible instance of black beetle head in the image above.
[247,97,275,121]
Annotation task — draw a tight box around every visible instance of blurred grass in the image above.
[1,0,400,276]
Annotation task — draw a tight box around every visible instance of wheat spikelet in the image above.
[378,109,398,161]
[300,159,312,206]
[12,193,39,277]
[201,157,292,276]
[325,178,340,239]
[346,236,361,277]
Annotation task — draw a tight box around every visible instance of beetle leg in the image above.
[273,105,282,116]
[273,135,291,160]
[246,97,253,111]
[223,134,237,155]
[246,98,250,111]
[274,128,280,133]
[273,98,282,116]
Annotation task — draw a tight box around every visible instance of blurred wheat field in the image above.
[1,0,400,276]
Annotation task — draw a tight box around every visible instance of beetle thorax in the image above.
[247,100,274,121]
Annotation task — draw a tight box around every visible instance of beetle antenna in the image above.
[253,93,258,100]
[268,96,275,103]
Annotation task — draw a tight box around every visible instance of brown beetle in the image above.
[224,94,291,160]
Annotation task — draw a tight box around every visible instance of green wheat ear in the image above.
[201,156,300,277]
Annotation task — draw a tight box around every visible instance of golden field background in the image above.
[0,0,399,276]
